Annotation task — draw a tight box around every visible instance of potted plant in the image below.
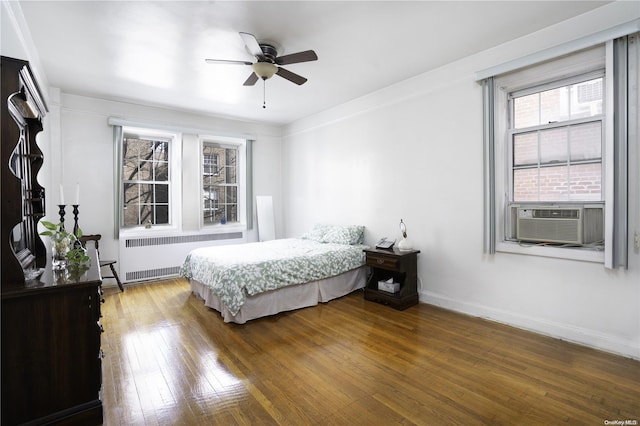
[39,221,90,268]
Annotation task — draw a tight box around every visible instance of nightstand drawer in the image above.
[366,254,398,270]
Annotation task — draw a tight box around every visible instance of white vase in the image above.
[397,237,412,251]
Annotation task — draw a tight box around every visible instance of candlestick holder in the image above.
[72,204,80,236]
[58,205,66,230]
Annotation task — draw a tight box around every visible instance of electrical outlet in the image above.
[635,231,640,250]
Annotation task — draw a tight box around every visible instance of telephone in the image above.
[375,237,395,249]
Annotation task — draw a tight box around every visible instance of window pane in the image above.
[539,165,569,201]
[513,168,539,202]
[139,161,153,180]
[123,138,142,159]
[138,140,153,159]
[540,86,569,124]
[203,211,214,223]
[155,205,169,224]
[155,184,168,203]
[123,183,138,204]
[570,122,601,161]
[153,141,168,161]
[513,93,539,129]
[569,163,602,201]
[540,127,568,164]
[225,150,237,183]
[571,78,603,119]
[225,186,237,203]
[203,153,217,175]
[212,209,225,224]
[225,205,238,222]
[140,204,153,224]
[123,160,138,181]
[203,186,213,203]
[123,202,139,226]
[139,184,153,204]
[513,132,538,166]
[225,166,237,184]
[210,172,224,185]
[154,162,168,181]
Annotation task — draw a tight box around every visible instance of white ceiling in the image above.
[19,1,610,125]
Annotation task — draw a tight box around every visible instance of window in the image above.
[202,140,242,226]
[510,74,604,203]
[111,120,252,236]
[482,34,637,268]
[121,129,176,228]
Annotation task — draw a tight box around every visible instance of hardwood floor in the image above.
[101,278,639,425]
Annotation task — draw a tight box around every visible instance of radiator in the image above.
[118,231,245,283]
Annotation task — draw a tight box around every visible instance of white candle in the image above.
[59,184,65,205]
[75,183,80,205]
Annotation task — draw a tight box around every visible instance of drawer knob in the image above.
[377,258,384,264]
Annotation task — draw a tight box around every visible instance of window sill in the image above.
[120,224,246,238]
[119,225,179,237]
[201,223,246,233]
[496,241,604,263]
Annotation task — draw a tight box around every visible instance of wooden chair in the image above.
[79,234,124,292]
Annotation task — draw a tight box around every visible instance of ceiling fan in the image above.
[205,32,317,108]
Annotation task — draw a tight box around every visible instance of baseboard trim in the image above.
[420,290,640,360]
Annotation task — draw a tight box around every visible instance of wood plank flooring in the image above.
[101,278,639,425]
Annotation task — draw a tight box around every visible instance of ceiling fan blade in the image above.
[276,67,308,85]
[275,50,318,65]
[243,72,259,86]
[239,32,264,59]
[205,59,253,65]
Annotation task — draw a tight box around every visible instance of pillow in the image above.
[321,225,365,245]
[300,224,329,242]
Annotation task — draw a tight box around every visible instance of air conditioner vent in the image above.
[516,205,603,245]
[532,209,579,219]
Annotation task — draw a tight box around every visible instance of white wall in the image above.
[282,2,640,359]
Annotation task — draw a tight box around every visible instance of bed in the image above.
[180,224,367,323]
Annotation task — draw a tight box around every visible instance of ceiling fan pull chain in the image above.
[263,80,267,109]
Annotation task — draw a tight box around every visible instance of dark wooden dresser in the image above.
[1,56,104,425]
[1,251,104,425]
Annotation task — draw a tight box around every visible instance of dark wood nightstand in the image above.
[363,247,420,310]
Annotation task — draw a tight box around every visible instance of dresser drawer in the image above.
[366,254,398,270]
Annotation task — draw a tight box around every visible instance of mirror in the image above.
[256,196,275,242]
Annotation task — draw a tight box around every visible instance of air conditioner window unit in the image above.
[516,206,603,245]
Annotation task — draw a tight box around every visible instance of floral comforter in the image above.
[180,238,366,315]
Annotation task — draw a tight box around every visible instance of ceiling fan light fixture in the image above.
[252,62,277,80]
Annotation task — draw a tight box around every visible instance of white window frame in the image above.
[491,44,609,263]
[199,135,247,231]
[119,126,182,235]
[507,72,605,205]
